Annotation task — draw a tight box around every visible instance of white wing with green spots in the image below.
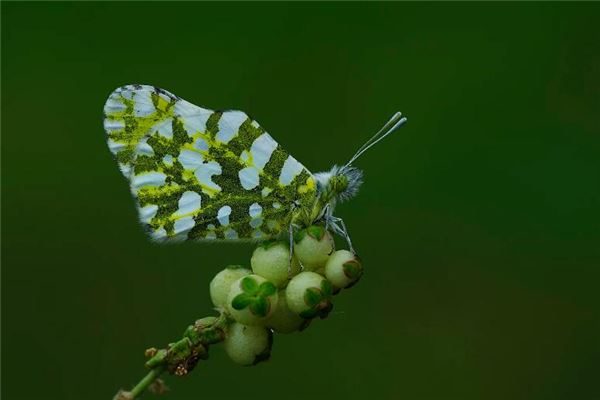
[104,85,317,242]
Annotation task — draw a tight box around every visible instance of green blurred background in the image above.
[2,3,599,400]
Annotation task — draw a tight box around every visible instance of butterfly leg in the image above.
[288,222,295,276]
[322,204,332,231]
[328,216,356,255]
[338,218,356,255]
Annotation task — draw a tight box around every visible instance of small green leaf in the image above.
[321,279,333,297]
[249,296,270,317]
[304,287,322,307]
[293,229,307,243]
[307,225,325,241]
[258,281,277,297]
[343,261,363,280]
[259,239,279,250]
[231,293,253,310]
[240,276,259,294]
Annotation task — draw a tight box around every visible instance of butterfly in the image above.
[103,85,406,252]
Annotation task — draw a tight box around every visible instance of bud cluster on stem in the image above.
[114,225,363,399]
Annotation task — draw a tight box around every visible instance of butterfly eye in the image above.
[331,174,349,194]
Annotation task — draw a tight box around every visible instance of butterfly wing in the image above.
[104,85,316,242]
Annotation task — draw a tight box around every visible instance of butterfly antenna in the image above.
[344,112,407,168]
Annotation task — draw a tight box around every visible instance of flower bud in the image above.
[226,275,278,326]
[210,265,252,309]
[251,241,301,288]
[286,272,333,319]
[294,225,335,271]
[267,290,310,334]
[324,250,363,289]
[224,323,272,366]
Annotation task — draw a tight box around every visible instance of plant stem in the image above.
[129,367,165,399]
[115,313,231,399]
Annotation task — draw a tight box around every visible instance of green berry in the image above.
[226,275,278,326]
[294,225,335,270]
[251,241,301,288]
[224,323,272,366]
[209,265,252,309]
[286,272,333,319]
[325,250,363,289]
[267,290,310,334]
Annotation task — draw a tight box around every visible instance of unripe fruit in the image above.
[251,241,301,288]
[325,250,363,289]
[286,272,333,319]
[210,265,252,309]
[224,323,272,366]
[267,290,310,334]
[294,225,335,270]
[226,275,278,326]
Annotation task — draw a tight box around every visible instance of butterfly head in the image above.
[314,165,363,204]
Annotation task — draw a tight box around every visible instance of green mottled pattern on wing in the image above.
[103,85,317,242]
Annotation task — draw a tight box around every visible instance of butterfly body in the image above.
[104,85,405,246]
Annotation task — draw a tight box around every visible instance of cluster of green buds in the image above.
[115,225,363,399]
[212,225,363,366]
